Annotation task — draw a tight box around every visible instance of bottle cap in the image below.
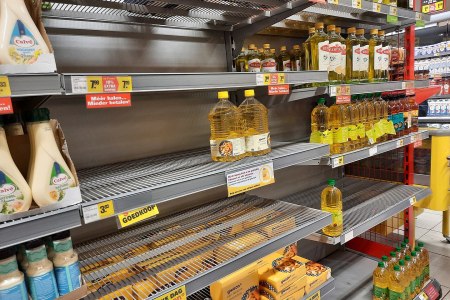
[336,27,341,34]
[309,27,316,34]
[405,255,411,261]
[394,265,400,271]
[401,242,406,248]
[378,262,384,267]
[315,22,324,29]
[418,241,424,247]
[241,47,246,52]
[370,29,379,35]
[399,259,405,266]
[244,89,255,98]
[3,113,21,125]
[0,247,16,261]
[327,24,336,31]
[248,44,256,50]
[25,239,44,250]
[258,48,264,53]
[280,46,287,51]
[217,91,229,99]
[382,255,388,261]
[327,179,336,186]
[378,30,385,36]
[263,43,270,49]
[390,251,396,257]
[25,108,50,123]
[415,246,420,252]
[356,28,365,35]
[411,251,417,256]
[318,98,325,104]
[293,44,300,50]
[395,246,401,252]
[347,27,356,34]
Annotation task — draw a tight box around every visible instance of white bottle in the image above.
[0,116,32,214]
[0,0,50,65]
[26,108,76,207]
[0,247,28,300]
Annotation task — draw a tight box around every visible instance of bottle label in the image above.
[295,59,301,71]
[282,60,291,71]
[321,208,342,228]
[374,45,383,71]
[407,112,412,128]
[0,171,26,214]
[360,45,369,72]
[356,123,365,138]
[328,42,341,73]
[348,125,358,141]
[245,132,270,152]
[54,262,82,295]
[261,58,277,72]
[310,130,333,145]
[388,290,403,300]
[210,137,246,157]
[8,20,44,64]
[340,43,346,76]
[382,47,390,71]
[248,58,261,72]
[383,119,396,135]
[374,121,385,139]
[395,113,404,131]
[49,162,75,202]
[0,280,28,300]
[352,45,361,71]
[373,285,388,298]
[332,127,348,144]
[28,271,59,300]
[366,128,376,144]
[318,41,330,71]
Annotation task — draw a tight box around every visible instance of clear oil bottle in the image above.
[373,262,388,300]
[303,27,316,71]
[346,27,360,83]
[357,29,369,82]
[310,23,329,72]
[321,179,343,237]
[327,24,341,84]
[329,97,349,154]
[336,27,346,83]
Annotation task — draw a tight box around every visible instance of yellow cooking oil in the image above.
[239,89,271,157]
[311,22,329,72]
[357,95,369,147]
[389,265,407,300]
[373,92,384,143]
[327,24,341,84]
[303,27,316,71]
[310,98,332,145]
[356,29,369,83]
[208,91,246,162]
[417,242,430,283]
[336,27,346,83]
[368,29,379,82]
[410,251,422,294]
[363,93,376,145]
[347,98,360,150]
[329,98,349,154]
[373,262,388,300]
[399,260,411,300]
[292,44,302,71]
[404,255,417,299]
[235,47,247,72]
[346,27,360,83]
[353,95,365,149]
[321,179,343,237]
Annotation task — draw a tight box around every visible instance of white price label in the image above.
[82,205,100,224]
[410,135,416,143]
[369,146,378,156]
[418,292,429,300]
[396,139,404,148]
[226,161,275,197]
[329,85,337,97]
[332,156,344,168]
[328,0,339,4]
[71,76,88,94]
[410,196,417,205]
[373,2,381,12]
[344,231,354,243]
[415,12,423,20]
[256,74,264,86]
[390,6,398,16]
[352,0,362,8]
[401,82,407,89]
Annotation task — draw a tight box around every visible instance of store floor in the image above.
[321,209,450,299]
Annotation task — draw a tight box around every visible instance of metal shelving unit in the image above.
[7,73,61,97]
[76,195,332,300]
[428,94,450,99]
[419,116,450,123]
[416,52,450,60]
[281,177,431,245]
[78,142,329,223]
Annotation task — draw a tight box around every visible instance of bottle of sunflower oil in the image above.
[336,27,346,83]
[329,97,349,154]
[327,25,341,84]
[239,89,271,157]
[310,98,332,145]
[389,265,407,300]
[235,47,247,72]
[347,98,360,150]
[292,44,302,71]
[246,44,261,72]
[356,29,369,83]
[346,27,360,83]
[417,242,430,283]
[373,92,384,143]
[353,95,365,149]
[363,93,376,145]
[358,95,369,147]
[303,27,316,71]
[261,44,277,72]
[321,179,343,237]
[378,93,389,142]
[414,246,425,287]
[373,262,389,300]
[398,260,411,300]
[382,255,389,268]
[311,22,329,72]
[388,251,399,271]
[404,255,416,299]
[278,46,291,71]
[208,91,246,162]
[369,29,379,82]
[410,251,422,294]
[342,101,352,152]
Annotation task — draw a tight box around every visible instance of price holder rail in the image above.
[1,74,61,97]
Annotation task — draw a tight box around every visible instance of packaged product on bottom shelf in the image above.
[260,275,307,300]
[259,255,306,293]
[295,257,331,294]
[98,285,134,300]
[210,264,259,300]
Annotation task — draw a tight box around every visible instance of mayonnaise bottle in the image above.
[0,0,50,65]
[0,116,32,214]
[26,108,76,207]
[51,231,81,295]
[3,114,24,136]
[0,247,28,300]
[25,239,59,300]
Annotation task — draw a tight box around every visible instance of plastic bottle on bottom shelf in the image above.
[209,91,246,162]
[404,256,416,300]
[388,265,407,300]
[329,97,350,154]
[410,251,422,294]
[369,29,380,83]
[0,116,32,215]
[398,260,410,300]
[417,242,430,283]
[278,46,291,71]
[25,108,76,207]
[239,89,271,157]
[373,261,389,300]
[310,98,332,145]
[321,179,343,237]
[0,247,28,300]
[3,113,24,136]
[400,242,410,259]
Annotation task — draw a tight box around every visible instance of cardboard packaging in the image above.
[260,276,307,300]
[259,256,306,294]
[294,257,331,294]
[210,264,259,300]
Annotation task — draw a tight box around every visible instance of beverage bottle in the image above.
[271,48,277,70]
[329,97,349,154]
[246,44,261,72]
[235,47,247,72]
[395,246,403,259]
[321,179,343,237]
[310,22,329,72]
[278,46,291,71]
[396,93,405,137]
[403,238,412,254]
[378,31,390,81]
[303,27,316,71]
[389,265,407,300]
[379,93,389,142]
[363,93,376,145]
[410,251,422,294]
[353,95,365,148]
[208,91,246,162]
[357,29,369,83]
[261,45,277,72]
[398,260,411,300]
[291,44,302,71]
[336,27,346,83]
[258,48,264,61]
[346,27,360,83]
[409,95,419,132]
[404,255,416,299]
[310,98,332,145]
[327,24,341,84]
[369,29,380,82]
[239,89,271,157]
[374,29,384,81]
[402,93,411,134]
[388,251,399,270]
[417,242,430,283]
[373,261,388,300]
[400,242,410,258]
[358,94,369,147]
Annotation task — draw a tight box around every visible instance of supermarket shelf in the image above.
[0,205,82,250]
[7,73,61,97]
[78,143,330,223]
[428,94,450,99]
[281,177,432,245]
[317,131,429,168]
[76,196,332,300]
[419,116,450,123]
[415,52,450,60]
[62,72,328,95]
[414,173,430,186]
[339,80,429,95]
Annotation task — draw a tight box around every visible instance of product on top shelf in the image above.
[0,115,32,215]
[235,47,247,72]
[208,91,246,162]
[389,265,407,300]
[310,98,332,145]
[303,27,315,71]
[327,25,341,84]
[278,46,291,71]
[335,27,346,83]
[373,261,388,300]
[25,239,59,300]
[0,247,28,300]
[310,23,329,72]
[369,29,380,82]
[356,29,369,83]
[239,89,271,157]
[0,0,50,65]
[247,44,261,73]
[346,27,360,83]
[321,179,343,237]
[378,31,390,82]
[261,44,277,72]
[291,44,301,71]
[25,108,76,207]
[329,97,350,154]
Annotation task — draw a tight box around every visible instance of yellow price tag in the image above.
[0,76,11,97]
[352,0,362,8]
[306,290,321,300]
[332,156,344,168]
[436,1,444,10]
[117,76,133,92]
[118,204,159,228]
[389,6,398,16]
[154,286,187,300]
[97,200,115,219]
[415,12,423,21]
[373,3,381,12]
[263,74,271,85]
[278,73,285,84]
[422,4,429,13]
[87,76,103,93]
[410,196,417,205]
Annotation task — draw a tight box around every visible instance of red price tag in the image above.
[268,85,290,95]
[336,95,351,104]
[0,97,13,114]
[414,140,423,148]
[270,74,279,85]
[102,76,120,92]
[86,93,131,109]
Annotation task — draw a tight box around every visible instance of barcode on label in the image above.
[71,76,88,94]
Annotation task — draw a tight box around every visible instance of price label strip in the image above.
[256,73,285,86]
[343,231,354,243]
[226,161,275,197]
[328,0,339,4]
[71,75,133,94]
[118,204,159,228]
[396,139,404,148]
[82,200,115,224]
[369,146,378,156]
[373,2,381,12]
[332,156,344,168]
[387,6,398,23]
[352,0,362,8]
[154,286,187,300]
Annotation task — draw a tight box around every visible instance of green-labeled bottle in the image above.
[373,261,388,300]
